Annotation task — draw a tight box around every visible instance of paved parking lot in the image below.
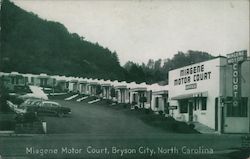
[42,100,165,135]
[0,100,248,159]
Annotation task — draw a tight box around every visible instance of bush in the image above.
[145,109,153,114]
[188,123,195,129]
[0,120,16,130]
[0,94,11,112]
[15,112,40,123]
[106,99,113,104]
[158,110,164,115]
[132,101,137,105]
[123,104,128,108]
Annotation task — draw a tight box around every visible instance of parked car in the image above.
[20,99,71,117]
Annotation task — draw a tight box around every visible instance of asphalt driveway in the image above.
[0,100,248,159]
[42,100,165,135]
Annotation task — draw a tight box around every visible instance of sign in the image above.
[169,106,178,110]
[174,64,212,87]
[185,83,197,90]
[226,50,247,107]
[227,50,247,64]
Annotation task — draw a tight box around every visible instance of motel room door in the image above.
[188,100,194,122]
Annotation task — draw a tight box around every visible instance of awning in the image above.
[171,91,208,100]
[129,87,147,92]
[152,90,168,95]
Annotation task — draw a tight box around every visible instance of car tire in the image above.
[57,112,64,118]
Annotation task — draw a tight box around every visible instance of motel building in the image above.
[150,84,169,114]
[128,82,151,108]
[35,73,55,88]
[0,72,27,91]
[168,51,250,133]
[100,80,112,99]
[86,78,99,96]
[52,75,68,92]
[68,77,79,93]
[113,81,130,104]
[78,78,88,94]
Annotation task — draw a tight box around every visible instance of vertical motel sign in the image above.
[227,50,247,107]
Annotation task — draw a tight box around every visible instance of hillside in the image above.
[0,0,127,80]
[0,0,214,84]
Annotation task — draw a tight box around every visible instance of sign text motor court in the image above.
[174,64,211,86]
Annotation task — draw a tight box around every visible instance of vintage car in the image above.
[19,99,71,117]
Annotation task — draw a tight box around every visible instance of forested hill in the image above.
[0,0,127,80]
[0,0,214,84]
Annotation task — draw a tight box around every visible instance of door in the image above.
[188,101,193,122]
[215,98,218,131]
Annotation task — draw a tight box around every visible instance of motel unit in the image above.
[128,82,151,108]
[100,80,112,99]
[112,81,130,103]
[150,84,169,113]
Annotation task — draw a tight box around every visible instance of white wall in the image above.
[169,58,223,129]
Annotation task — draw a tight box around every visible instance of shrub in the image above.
[0,121,16,130]
[106,99,113,104]
[15,112,40,123]
[158,110,164,115]
[188,123,195,129]
[0,94,11,112]
[145,109,153,114]
[132,101,137,105]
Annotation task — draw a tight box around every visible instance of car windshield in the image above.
[33,101,42,106]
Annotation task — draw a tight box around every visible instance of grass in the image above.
[96,100,199,134]
[129,109,199,133]
[0,113,16,130]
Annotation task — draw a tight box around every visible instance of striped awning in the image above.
[171,91,208,100]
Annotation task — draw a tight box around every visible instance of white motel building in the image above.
[168,53,250,133]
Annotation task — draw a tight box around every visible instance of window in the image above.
[43,103,51,107]
[227,97,248,117]
[179,99,188,113]
[51,103,59,107]
[201,98,207,110]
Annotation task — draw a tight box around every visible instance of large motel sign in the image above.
[227,50,247,107]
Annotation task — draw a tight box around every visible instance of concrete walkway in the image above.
[193,122,219,134]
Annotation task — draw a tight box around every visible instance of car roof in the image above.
[42,101,60,105]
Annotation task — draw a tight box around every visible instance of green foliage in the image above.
[1,0,126,80]
[1,0,214,84]
[0,80,11,112]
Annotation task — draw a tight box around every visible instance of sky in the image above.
[12,0,250,65]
